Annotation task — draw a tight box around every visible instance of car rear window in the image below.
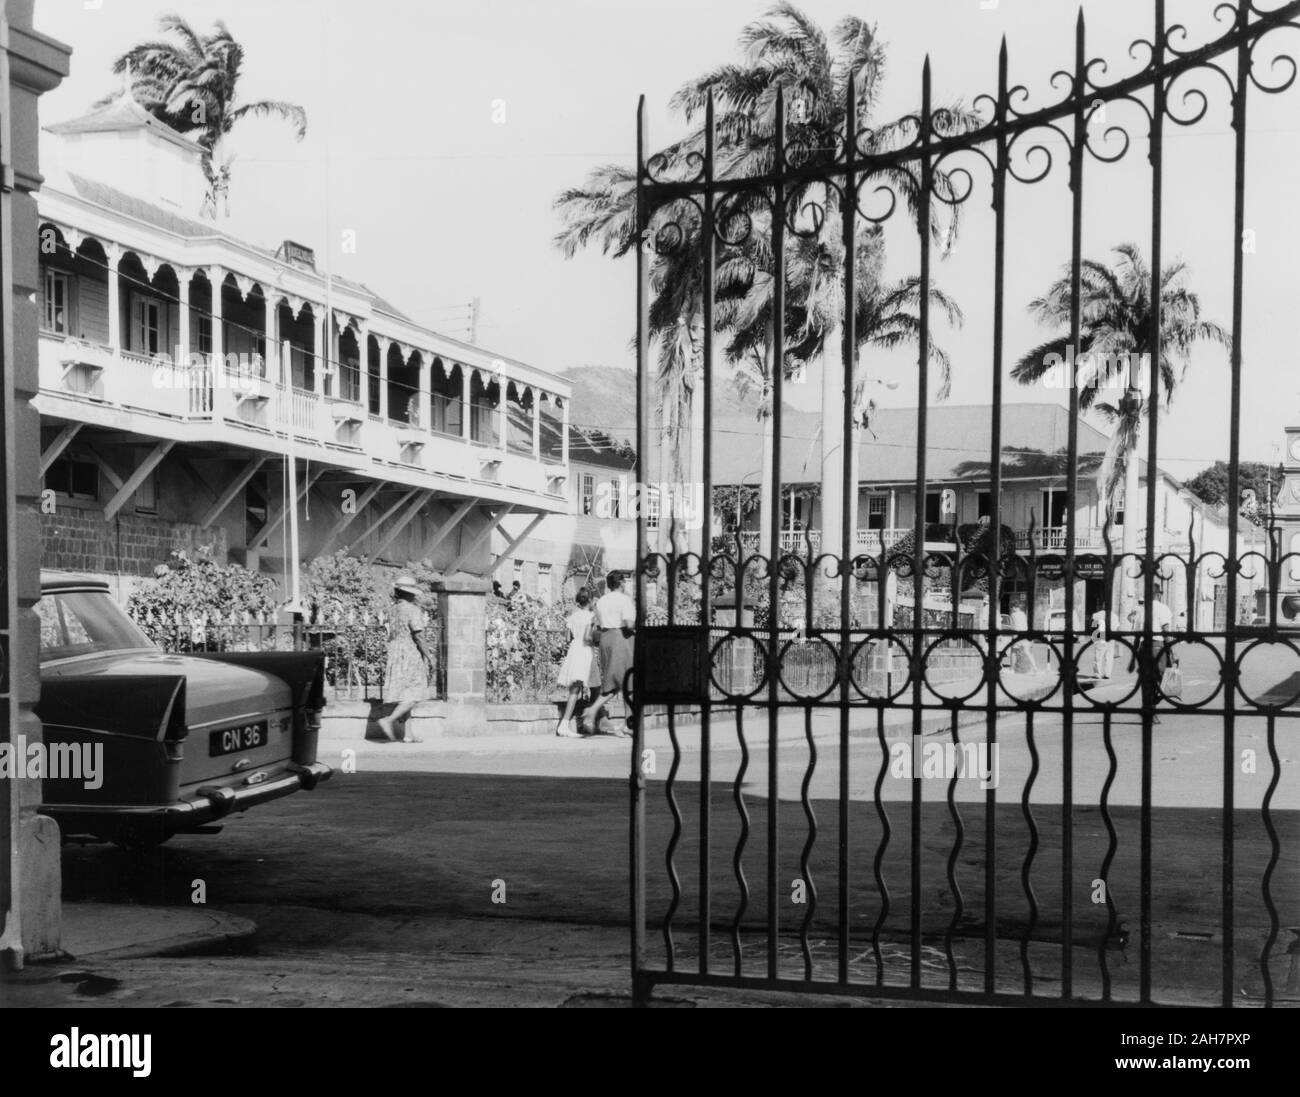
[37,590,152,661]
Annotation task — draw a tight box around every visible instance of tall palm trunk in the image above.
[758,411,775,565]
[818,332,846,557]
[1120,430,1142,619]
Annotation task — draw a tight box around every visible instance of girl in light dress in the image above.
[555,588,600,738]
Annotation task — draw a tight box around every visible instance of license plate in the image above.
[210,721,269,757]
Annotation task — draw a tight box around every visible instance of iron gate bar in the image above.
[1062,10,1086,1001]
[767,88,787,984]
[631,93,648,1002]
[838,69,858,988]
[1260,712,1280,1003]
[700,92,716,981]
[985,36,1010,999]
[1223,1,1250,1008]
[1140,0,1168,1006]
[910,59,933,994]
[631,0,1299,1008]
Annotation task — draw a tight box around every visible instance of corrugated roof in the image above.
[711,403,1117,486]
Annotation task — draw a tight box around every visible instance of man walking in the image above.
[582,571,636,737]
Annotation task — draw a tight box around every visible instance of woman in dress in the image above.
[582,571,635,737]
[377,576,433,742]
[554,588,599,737]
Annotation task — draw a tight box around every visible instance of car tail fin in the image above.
[36,675,186,741]
[189,651,325,711]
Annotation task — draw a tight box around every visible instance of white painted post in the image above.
[209,266,225,368]
[106,244,122,351]
[461,367,473,441]
[377,336,390,420]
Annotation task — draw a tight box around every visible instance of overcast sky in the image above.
[35,0,1300,472]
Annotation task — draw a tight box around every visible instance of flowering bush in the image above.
[485,593,568,703]
[126,547,279,650]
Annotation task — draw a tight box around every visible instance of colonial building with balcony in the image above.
[33,90,571,604]
[490,425,638,602]
[711,403,1230,629]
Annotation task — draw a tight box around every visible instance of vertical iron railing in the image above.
[631,0,1300,1007]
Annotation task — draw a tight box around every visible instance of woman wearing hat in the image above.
[377,576,433,742]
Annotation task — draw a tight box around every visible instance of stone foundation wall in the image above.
[40,504,228,577]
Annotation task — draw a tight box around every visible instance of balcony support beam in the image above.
[248,465,327,550]
[491,512,547,575]
[365,489,435,564]
[448,504,514,575]
[345,486,418,554]
[39,422,82,475]
[421,496,479,558]
[200,455,266,529]
[318,480,384,553]
[102,440,174,522]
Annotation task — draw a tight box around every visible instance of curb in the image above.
[42,906,258,965]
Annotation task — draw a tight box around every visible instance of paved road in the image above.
[20,683,1293,1009]
[7,645,1294,1008]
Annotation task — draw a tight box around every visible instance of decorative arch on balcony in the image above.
[536,391,566,464]
[387,342,420,425]
[504,380,535,455]
[336,321,364,404]
[36,222,107,344]
[278,298,317,392]
[219,272,268,374]
[469,369,501,445]
[430,356,463,436]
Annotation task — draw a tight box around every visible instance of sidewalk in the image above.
[318,668,1063,756]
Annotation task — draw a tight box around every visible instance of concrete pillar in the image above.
[3,10,71,969]
[435,575,489,735]
[105,243,121,351]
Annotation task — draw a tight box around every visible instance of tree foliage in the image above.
[103,14,307,216]
[1184,460,1282,512]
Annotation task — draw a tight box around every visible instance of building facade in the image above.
[711,404,1231,629]
[33,89,572,607]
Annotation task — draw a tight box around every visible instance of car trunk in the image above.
[42,650,294,787]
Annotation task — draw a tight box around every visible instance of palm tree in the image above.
[555,4,976,569]
[103,15,307,217]
[1011,242,1230,610]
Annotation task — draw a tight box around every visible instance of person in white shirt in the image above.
[1091,607,1118,678]
[555,588,599,738]
[582,571,636,736]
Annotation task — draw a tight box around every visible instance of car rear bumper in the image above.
[42,762,332,837]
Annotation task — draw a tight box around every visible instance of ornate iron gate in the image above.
[630,0,1300,1006]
